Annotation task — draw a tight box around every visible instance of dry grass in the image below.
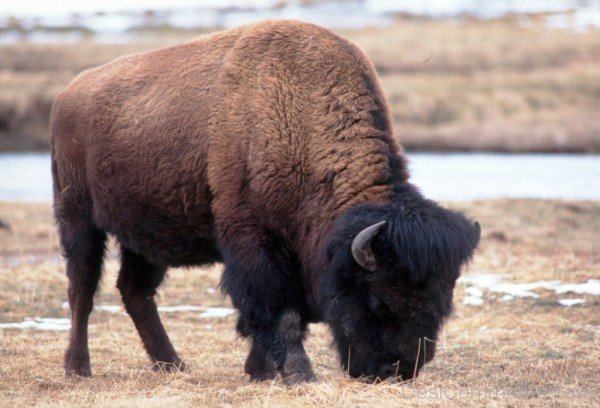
[1,19,599,152]
[0,199,598,407]
[344,19,600,152]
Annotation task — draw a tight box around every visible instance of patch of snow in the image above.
[466,286,484,298]
[545,6,600,32]
[94,305,123,313]
[0,317,71,331]
[460,274,598,305]
[463,296,484,306]
[458,274,507,288]
[555,280,600,296]
[61,302,234,318]
[199,307,235,318]
[157,305,204,313]
[459,274,596,297]
[557,298,585,307]
[488,281,562,299]
[63,302,124,313]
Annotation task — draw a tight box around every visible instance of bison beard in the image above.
[50,20,480,384]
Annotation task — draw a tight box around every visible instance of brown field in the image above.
[0,199,598,407]
[1,19,599,152]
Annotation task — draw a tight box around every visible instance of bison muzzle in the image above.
[50,20,480,384]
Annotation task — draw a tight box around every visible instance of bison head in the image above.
[320,184,480,382]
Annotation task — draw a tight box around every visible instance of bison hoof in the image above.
[152,360,186,373]
[281,370,317,386]
[64,354,92,377]
[280,356,317,386]
[245,362,277,381]
[245,351,277,381]
[247,367,277,382]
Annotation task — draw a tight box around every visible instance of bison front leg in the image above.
[272,310,316,385]
[241,312,316,385]
[244,334,277,381]
[218,222,316,385]
[117,248,184,372]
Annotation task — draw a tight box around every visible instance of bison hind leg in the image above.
[117,248,184,372]
[60,217,107,377]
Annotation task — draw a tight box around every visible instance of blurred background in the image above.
[0,0,599,200]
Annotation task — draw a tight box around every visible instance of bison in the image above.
[51,20,480,384]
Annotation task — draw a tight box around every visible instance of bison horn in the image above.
[351,220,387,272]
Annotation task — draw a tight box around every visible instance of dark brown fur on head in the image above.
[50,19,479,382]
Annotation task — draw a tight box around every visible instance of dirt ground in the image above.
[0,199,598,407]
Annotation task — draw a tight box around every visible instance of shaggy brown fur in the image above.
[51,20,478,384]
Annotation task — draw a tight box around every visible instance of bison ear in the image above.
[351,221,386,272]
